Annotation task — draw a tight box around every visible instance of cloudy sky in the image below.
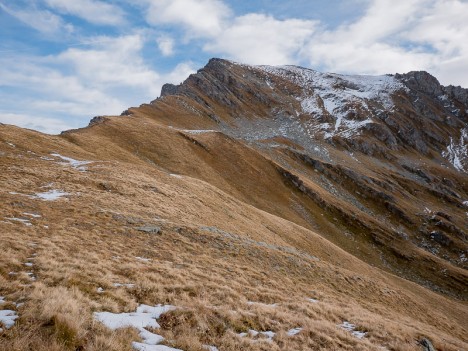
[1,0,467,134]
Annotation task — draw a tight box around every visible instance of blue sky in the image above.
[1,0,467,134]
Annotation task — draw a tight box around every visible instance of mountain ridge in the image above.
[0,58,467,351]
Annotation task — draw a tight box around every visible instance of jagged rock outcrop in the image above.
[88,116,109,126]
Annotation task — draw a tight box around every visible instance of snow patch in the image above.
[113,283,135,288]
[0,310,18,329]
[50,153,92,171]
[135,256,151,262]
[246,301,278,308]
[94,304,180,351]
[287,327,303,336]
[5,217,32,226]
[339,321,367,339]
[23,212,41,218]
[181,129,216,134]
[34,189,70,201]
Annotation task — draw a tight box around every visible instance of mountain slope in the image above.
[0,59,467,351]
[70,58,468,298]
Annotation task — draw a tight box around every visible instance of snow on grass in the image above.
[5,217,32,226]
[339,321,367,339]
[23,212,41,218]
[34,189,70,201]
[203,346,219,351]
[135,256,151,262]
[287,327,303,336]
[50,153,92,171]
[132,343,182,351]
[24,262,33,267]
[246,301,278,308]
[97,287,104,293]
[238,329,275,341]
[0,310,18,329]
[94,304,180,351]
[169,174,182,179]
[0,297,4,304]
[307,298,319,303]
[113,283,135,288]
[181,129,217,134]
[10,190,69,201]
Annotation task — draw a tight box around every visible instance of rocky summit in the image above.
[0,58,467,351]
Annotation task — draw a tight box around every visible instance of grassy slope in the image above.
[0,124,467,350]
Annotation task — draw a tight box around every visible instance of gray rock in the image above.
[136,226,161,234]
[419,338,435,351]
[160,83,179,97]
[444,85,468,106]
[396,71,443,97]
[88,116,108,126]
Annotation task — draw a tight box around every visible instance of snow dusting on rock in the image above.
[442,127,467,173]
[257,64,406,140]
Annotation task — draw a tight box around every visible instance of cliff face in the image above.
[154,59,467,166]
[1,58,467,351]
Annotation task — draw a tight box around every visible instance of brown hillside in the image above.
[0,59,467,351]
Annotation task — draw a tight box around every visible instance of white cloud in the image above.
[204,14,317,65]
[162,61,196,84]
[156,35,175,56]
[0,32,197,133]
[55,34,161,96]
[143,0,231,37]
[0,112,74,134]
[0,2,73,36]
[337,0,427,43]
[404,0,468,86]
[43,0,126,26]
[294,0,468,87]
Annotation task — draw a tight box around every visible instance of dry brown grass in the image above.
[0,125,467,351]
